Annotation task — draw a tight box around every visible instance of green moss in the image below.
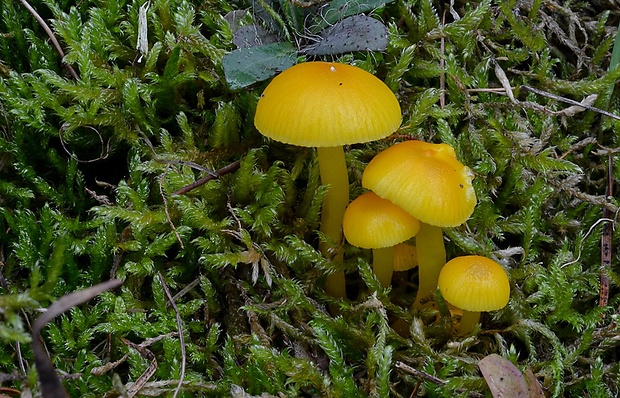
[1,0,620,396]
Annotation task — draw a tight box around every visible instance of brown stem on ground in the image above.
[18,0,80,79]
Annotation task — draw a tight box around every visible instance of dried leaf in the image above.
[136,1,150,62]
[523,367,545,398]
[494,62,516,103]
[478,354,529,398]
[555,94,598,117]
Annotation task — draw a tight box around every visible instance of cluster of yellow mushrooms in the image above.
[254,62,510,334]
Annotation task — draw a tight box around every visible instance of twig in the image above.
[0,387,21,396]
[171,278,201,304]
[467,87,508,93]
[173,160,241,195]
[600,153,613,308]
[521,85,620,121]
[142,134,222,180]
[157,272,186,398]
[156,159,220,178]
[85,187,113,205]
[439,10,446,109]
[559,137,597,160]
[121,337,158,398]
[395,361,485,398]
[17,0,79,80]
[91,332,178,376]
[122,380,217,394]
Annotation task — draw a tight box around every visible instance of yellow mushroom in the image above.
[362,140,476,308]
[392,243,417,272]
[342,192,420,288]
[438,255,510,334]
[255,62,401,298]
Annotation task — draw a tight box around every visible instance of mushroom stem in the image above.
[317,146,348,298]
[412,223,446,309]
[457,310,481,335]
[372,246,394,288]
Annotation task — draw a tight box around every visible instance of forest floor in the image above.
[1,0,620,396]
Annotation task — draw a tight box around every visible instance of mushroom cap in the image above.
[343,191,420,249]
[362,140,476,227]
[254,62,401,147]
[437,255,510,312]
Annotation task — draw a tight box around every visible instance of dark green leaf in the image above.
[222,42,297,90]
[302,15,387,56]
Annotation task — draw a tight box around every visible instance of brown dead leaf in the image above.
[479,354,529,398]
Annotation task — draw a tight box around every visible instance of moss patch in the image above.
[1,0,619,396]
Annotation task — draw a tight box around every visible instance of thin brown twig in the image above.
[91,332,178,376]
[600,153,613,309]
[173,160,241,195]
[521,85,620,121]
[121,337,157,398]
[439,10,446,110]
[395,361,485,398]
[171,278,201,304]
[466,87,508,93]
[157,272,186,398]
[17,0,79,80]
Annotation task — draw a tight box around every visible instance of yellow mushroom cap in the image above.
[254,62,401,147]
[343,191,420,249]
[392,243,418,271]
[362,140,476,227]
[437,255,510,312]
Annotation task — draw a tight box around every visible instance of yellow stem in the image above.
[317,146,348,299]
[457,310,481,335]
[413,223,446,309]
[372,246,394,288]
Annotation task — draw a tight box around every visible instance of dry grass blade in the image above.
[494,61,516,103]
[520,85,620,121]
[17,0,79,79]
[121,337,158,398]
[600,154,612,309]
[395,361,485,398]
[32,279,123,398]
[173,160,241,195]
[91,333,177,377]
[157,272,186,398]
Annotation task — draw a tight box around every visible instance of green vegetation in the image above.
[1,0,619,396]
